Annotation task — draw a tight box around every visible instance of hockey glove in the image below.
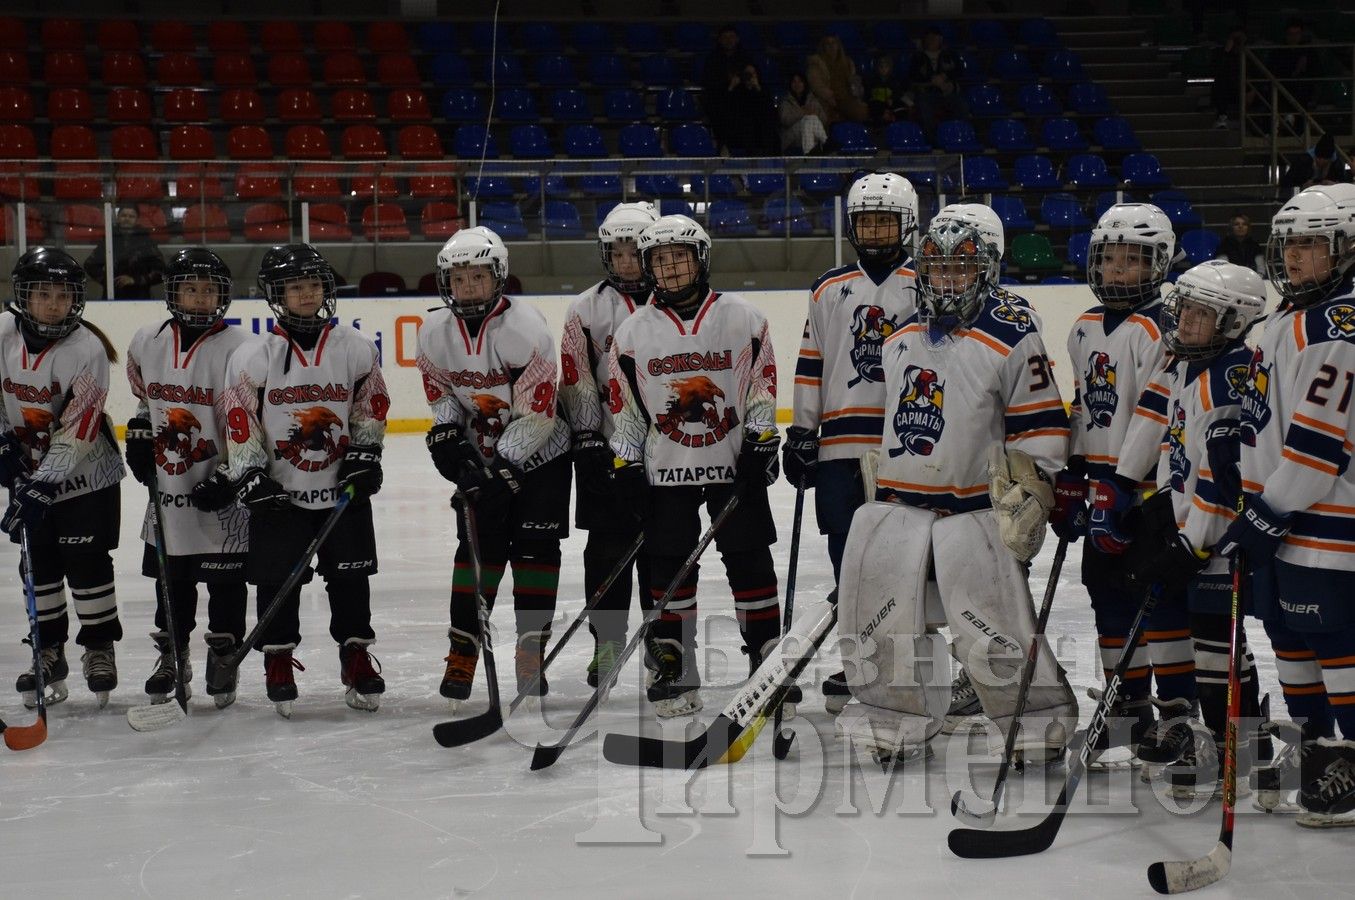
[189,466,235,512]
[426,423,482,485]
[1204,418,1242,512]
[1048,457,1089,542]
[2,479,57,535]
[612,460,650,527]
[988,445,1054,563]
[737,429,781,489]
[1216,493,1290,564]
[338,443,383,499]
[234,467,292,512]
[782,426,819,489]
[123,416,156,486]
[1128,532,1209,591]
[0,431,29,489]
[1088,473,1137,555]
[462,455,523,505]
[571,429,613,501]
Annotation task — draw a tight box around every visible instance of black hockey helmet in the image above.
[257,243,337,334]
[166,246,232,328]
[10,245,87,339]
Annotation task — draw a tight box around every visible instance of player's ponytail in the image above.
[80,321,119,363]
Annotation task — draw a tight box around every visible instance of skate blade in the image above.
[1254,790,1301,814]
[871,744,934,769]
[212,691,236,710]
[825,695,849,716]
[94,691,110,709]
[1089,745,1141,772]
[345,689,380,712]
[940,714,981,735]
[1296,811,1355,829]
[22,680,69,710]
[147,693,170,705]
[444,697,464,713]
[653,692,703,719]
[274,701,293,719]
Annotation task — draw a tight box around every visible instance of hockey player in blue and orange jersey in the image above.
[608,215,782,718]
[418,227,571,709]
[222,244,389,717]
[1220,183,1355,826]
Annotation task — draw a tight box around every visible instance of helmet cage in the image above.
[1087,238,1170,310]
[1265,231,1355,309]
[917,224,998,332]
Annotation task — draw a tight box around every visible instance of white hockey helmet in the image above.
[1087,202,1176,310]
[638,214,711,309]
[1160,260,1266,359]
[846,172,918,263]
[436,226,509,318]
[1266,182,1355,308]
[916,219,1000,333]
[932,202,1004,257]
[597,201,659,293]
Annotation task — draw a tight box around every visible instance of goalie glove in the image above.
[988,444,1054,563]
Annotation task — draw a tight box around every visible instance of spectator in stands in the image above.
[907,27,966,140]
[83,206,165,299]
[724,63,780,156]
[1215,212,1264,272]
[1279,132,1353,194]
[806,34,867,125]
[1212,28,1257,129]
[780,72,830,154]
[1270,18,1315,114]
[863,54,910,126]
[701,24,755,154]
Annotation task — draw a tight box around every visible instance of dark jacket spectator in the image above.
[863,54,910,125]
[1270,19,1315,108]
[1280,133,1353,194]
[724,63,780,156]
[806,34,867,124]
[1216,213,1264,272]
[907,28,966,138]
[701,24,755,153]
[1211,29,1257,127]
[83,206,165,299]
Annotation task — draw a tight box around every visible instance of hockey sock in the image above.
[511,543,560,637]
[1300,624,1355,738]
[254,582,302,649]
[27,547,70,646]
[723,548,780,654]
[1146,595,1196,705]
[152,578,198,646]
[647,556,698,647]
[1191,611,1260,742]
[205,580,248,642]
[66,551,121,645]
[584,532,642,642]
[449,540,507,639]
[827,531,849,583]
[325,575,375,644]
[1092,589,1152,702]
[1264,617,1336,738]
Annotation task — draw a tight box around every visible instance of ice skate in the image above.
[1252,719,1331,814]
[586,637,623,689]
[80,642,117,708]
[822,670,850,715]
[339,638,384,712]
[1135,698,1195,782]
[745,638,801,719]
[646,638,701,719]
[940,667,983,735]
[143,631,192,705]
[263,644,302,719]
[204,632,239,710]
[1086,687,1152,771]
[16,641,69,709]
[440,628,479,712]
[514,630,549,705]
[1297,739,1355,828]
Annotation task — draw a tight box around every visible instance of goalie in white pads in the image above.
[835,216,1077,764]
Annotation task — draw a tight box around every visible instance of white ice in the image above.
[0,435,1348,899]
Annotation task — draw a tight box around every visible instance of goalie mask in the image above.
[638,215,711,311]
[257,243,337,334]
[598,201,658,294]
[10,246,87,340]
[1087,203,1175,310]
[931,202,1004,257]
[166,246,232,329]
[916,221,1000,333]
[1160,260,1266,360]
[846,172,918,265]
[1266,182,1355,308]
[436,226,509,319]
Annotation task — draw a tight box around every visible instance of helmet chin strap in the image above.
[655,279,706,314]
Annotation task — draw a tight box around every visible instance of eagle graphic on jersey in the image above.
[468,392,510,457]
[275,405,347,472]
[1167,399,1189,492]
[1239,349,1271,446]
[15,407,53,456]
[889,365,945,457]
[154,406,218,476]
[655,375,739,447]
[1325,303,1355,339]
[847,304,900,387]
[1082,350,1119,429]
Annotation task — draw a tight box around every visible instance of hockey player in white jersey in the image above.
[418,228,571,707]
[1,247,125,708]
[1051,203,1194,764]
[222,245,389,716]
[560,202,657,688]
[124,248,255,708]
[1219,184,1355,825]
[788,172,918,714]
[608,215,782,718]
[835,216,1077,764]
[1114,261,1267,796]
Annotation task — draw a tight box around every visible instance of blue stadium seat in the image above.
[571,23,611,53]
[561,124,607,159]
[1040,192,1091,228]
[1042,49,1085,82]
[417,22,456,53]
[830,121,876,153]
[1068,82,1112,115]
[1180,228,1222,265]
[873,21,911,51]
[1066,231,1091,269]
[966,84,1008,117]
[536,55,577,87]
[671,123,717,156]
[990,195,1034,230]
[969,19,1010,49]
[519,23,562,53]
[709,199,756,236]
[454,125,498,159]
[1066,154,1116,188]
[885,121,931,153]
[509,124,551,157]
[494,89,538,122]
[773,22,812,51]
[430,53,470,86]
[675,22,710,53]
[543,174,570,198]
[618,124,661,157]
[735,23,764,52]
[1013,154,1060,189]
[1017,18,1061,49]
[1042,117,1088,152]
[744,166,786,195]
[799,169,844,195]
[764,196,814,235]
[486,54,525,85]
[636,171,683,196]
[480,202,528,239]
[640,55,683,87]
[824,22,865,56]
[989,118,1035,152]
[543,200,584,238]
[659,198,694,217]
[1094,190,1132,219]
[465,175,514,199]
[962,155,1008,190]
[590,55,630,87]
[991,50,1035,82]
[1151,190,1202,227]
[580,173,621,196]
[1017,83,1062,117]
[937,119,983,153]
[604,88,645,121]
[1041,275,1080,284]
[1093,116,1140,151]
[955,50,983,82]
[623,23,663,53]
[690,174,738,197]
[656,89,700,121]
[1121,152,1170,188]
[550,89,592,121]
[441,89,485,122]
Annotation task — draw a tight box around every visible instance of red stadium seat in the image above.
[0,124,40,200]
[234,164,283,199]
[164,88,208,123]
[409,172,456,199]
[332,88,376,122]
[0,123,37,157]
[267,53,311,87]
[244,203,291,241]
[260,22,303,54]
[220,88,266,124]
[176,164,226,201]
[0,206,46,243]
[351,170,398,198]
[157,53,203,86]
[367,22,410,54]
[96,21,141,51]
[107,88,152,124]
[277,88,322,122]
[362,203,410,240]
[307,203,351,240]
[102,51,147,87]
[376,54,420,87]
[285,125,331,160]
[322,53,365,86]
[64,204,105,241]
[341,124,387,160]
[41,19,85,50]
[397,125,443,159]
[227,125,273,160]
[0,50,30,84]
[150,21,196,53]
[417,273,437,294]
[44,51,89,87]
[315,21,356,52]
[168,125,215,160]
[51,125,101,200]
[0,86,33,122]
[387,88,431,122]
[47,87,93,123]
[421,203,462,239]
[138,204,170,241]
[207,21,251,53]
[111,125,158,160]
[0,18,26,51]
[359,271,406,296]
[52,124,97,158]
[213,53,257,87]
[294,166,342,199]
[117,172,164,201]
[182,204,231,241]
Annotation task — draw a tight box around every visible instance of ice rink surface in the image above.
[1,435,1349,899]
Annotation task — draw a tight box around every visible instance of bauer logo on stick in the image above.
[889,364,945,457]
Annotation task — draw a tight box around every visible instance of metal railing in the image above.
[1239,44,1355,184]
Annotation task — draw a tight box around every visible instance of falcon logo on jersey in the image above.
[274,405,347,472]
[154,407,218,476]
[847,304,900,387]
[1167,400,1189,492]
[14,407,54,455]
[468,393,510,457]
[655,375,739,447]
[889,365,945,457]
[1238,350,1271,446]
[1325,303,1355,339]
[1082,351,1118,429]
[989,300,1034,333]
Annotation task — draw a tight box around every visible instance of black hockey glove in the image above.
[124,416,156,487]
[462,455,524,506]
[234,467,292,512]
[0,431,29,489]
[736,429,781,489]
[338,443,383,499]
[612,461,650,527]
[571,429,613,501]
[1216,493,1290,564]
[782,426,819,489]
[1204,418,1242,512]
[426,423,482,485]
[1128,532,1208,591]
[189,467,235,512]
[2,479,57,535]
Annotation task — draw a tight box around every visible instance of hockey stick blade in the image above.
[127,700,188,733]
[433,705,504,748]
[3,712,46,751]
[8,525,49,751]
[1147,843,1230,895]
[950,789,999,829]
[770,482,807,762]
[948,782,1071,858]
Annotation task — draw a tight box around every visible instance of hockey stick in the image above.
[603,597,837,768]
[772,480,806,760]
[127,481,190,732]
[433,531,644,747]
[207,485,355,690]
[948,581,1163,858]
[5,525,49,751]
[529,492,740,771]
[951,536,1069,827]
[1147,552,1245,894]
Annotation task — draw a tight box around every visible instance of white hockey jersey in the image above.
[0,313,124,502]
[127,319,257,557]
[416,297,569,470]
[876,291,1069,513]
[792,261,918,459]
[608,291,777,486]
[559,281,647,441]
[1239,291,1355,571]
[223,324,389,510]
